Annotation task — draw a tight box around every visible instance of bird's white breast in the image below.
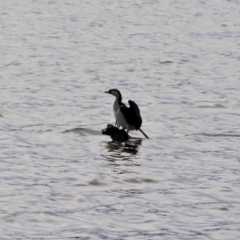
[113,100,127,128]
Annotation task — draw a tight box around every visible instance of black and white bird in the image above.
[105,89,149,139]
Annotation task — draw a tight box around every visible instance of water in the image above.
[1,0,240,239]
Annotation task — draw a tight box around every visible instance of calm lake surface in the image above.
[1,0,240,239]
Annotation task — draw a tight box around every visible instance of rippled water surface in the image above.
[1,0,240,239]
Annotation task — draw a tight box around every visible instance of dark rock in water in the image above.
[102,124,129,141]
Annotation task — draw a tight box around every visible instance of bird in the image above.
[104,89,149,139]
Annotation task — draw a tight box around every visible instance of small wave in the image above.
[62,128,101,136]
[194,104,226,108]
[198,133,240,137]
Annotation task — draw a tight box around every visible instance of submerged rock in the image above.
[102,124,129,141]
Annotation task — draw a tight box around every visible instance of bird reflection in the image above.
[101,139,142,173]
[106,139,141,154]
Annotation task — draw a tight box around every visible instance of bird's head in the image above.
[105,89,122,101]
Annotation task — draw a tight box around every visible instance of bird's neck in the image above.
[113,97,121,111]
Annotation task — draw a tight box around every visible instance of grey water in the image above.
[1,0,240,239]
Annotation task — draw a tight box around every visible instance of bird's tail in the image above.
[139,128,149,139]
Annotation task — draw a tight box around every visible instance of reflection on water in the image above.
[101,140,142,173]
[105,139,141,155]
[104,139,141,159]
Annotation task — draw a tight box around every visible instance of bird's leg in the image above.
[122,127,127,132]
[115,121,119,127]
[116,122,121,128]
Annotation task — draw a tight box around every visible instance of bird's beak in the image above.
[104,91,110,94]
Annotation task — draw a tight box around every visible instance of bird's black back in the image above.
[121,100,142,130]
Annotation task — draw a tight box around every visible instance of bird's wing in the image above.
[128,100,142,128]
[120,102,127,108]
[129,100,141,115]
[120,100,142,129]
